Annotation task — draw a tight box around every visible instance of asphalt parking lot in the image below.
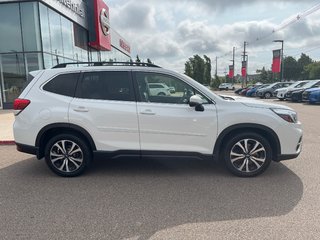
[1,94,320,240]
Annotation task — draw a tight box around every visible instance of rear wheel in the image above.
[44,134,92,177]
[264,92,272,99]
[223,132,272,177]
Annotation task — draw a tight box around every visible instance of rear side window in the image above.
[77,71,134,101]
[43,73,79,97]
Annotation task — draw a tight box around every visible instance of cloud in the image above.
[108,0,320,74]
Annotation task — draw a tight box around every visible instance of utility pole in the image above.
[232,47,235,84]
[215,56,218,77]
[242,41,248,87]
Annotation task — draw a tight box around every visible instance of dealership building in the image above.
[0,0,131,109]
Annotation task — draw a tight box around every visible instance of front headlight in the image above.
[271,108,298,123]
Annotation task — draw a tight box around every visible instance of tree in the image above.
[184,55,211,84]
[297,53,313,79]
[305,62,320,79]
[283,56,299,80]
[204,55,211,85]
[147,58,152,64]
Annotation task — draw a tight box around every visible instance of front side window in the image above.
[78,71,134,101]
[43,73,80,97]
[135,72,209,104]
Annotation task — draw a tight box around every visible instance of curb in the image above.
[0,140,16,145]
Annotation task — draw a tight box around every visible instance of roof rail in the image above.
[52,61,161,69]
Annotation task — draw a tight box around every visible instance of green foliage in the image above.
[211,75,221,89]
[283,56,299,80]
[184,55,212,84]
[304,62,320,79]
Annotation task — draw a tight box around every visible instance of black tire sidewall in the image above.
[44,134,91,177]
[223,132,272,177]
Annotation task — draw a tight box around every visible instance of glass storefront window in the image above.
[48,8,63,57]
[61,17,74,59]
[39,3,51,53]
[25,53,44,72]
[20,2,41,51]
[0,3,23,53]
[0,54,26,104]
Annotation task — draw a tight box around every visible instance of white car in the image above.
[219,83,234,90]
[148,83,171,96]
[275,81,310,100]
[13,62,303,177]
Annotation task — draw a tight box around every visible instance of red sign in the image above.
[229,65,234,78]
[119,39,131,54]
[88,0,111,51]
[241,61,247,77]
[272,49,281,73]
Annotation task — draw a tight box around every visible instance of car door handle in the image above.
[140,109,155,115]
[73,106,89,112]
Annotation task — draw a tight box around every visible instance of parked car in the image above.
[13,62,302,178]
[234,88,244,94]
[148,83,171,96]
[308,88,320,104]
[256,82,292,99]
[240,86,254,96]
[274,80,309,101]
[302,87,320,103]
[246,84,270,97]
[286,80,320,102]
[219,83,235,90]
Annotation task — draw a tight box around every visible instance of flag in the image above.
[241,61,247,77]
[272,49,281,73]
[229,65,234,78]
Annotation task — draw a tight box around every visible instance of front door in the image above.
[134,71,217,155]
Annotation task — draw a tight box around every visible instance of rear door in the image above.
[69,70,140,151]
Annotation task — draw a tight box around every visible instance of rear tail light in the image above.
[13,98,30,115]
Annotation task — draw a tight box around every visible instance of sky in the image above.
[107,0,320,75]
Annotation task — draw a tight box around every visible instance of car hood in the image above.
[304,87,320,93]
[220,95,292,110]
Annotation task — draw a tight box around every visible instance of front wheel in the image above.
[223,132,272,177]
[44,134,92,177]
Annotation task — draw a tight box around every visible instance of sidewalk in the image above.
[0,110,15,145]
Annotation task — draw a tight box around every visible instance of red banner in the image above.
[241,61,247,77]
[272,49,281,73]
[229,65,234,78]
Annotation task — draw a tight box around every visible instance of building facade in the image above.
[0,0,131,109]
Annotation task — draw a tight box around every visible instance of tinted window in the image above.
[43,73,79,97]
[79,71,134,101]
[136,72,209,104]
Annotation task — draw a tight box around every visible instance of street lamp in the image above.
[273,40,284,81]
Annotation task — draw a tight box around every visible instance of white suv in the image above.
[13,62,303,177]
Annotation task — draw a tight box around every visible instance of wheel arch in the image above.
[35,123,96,159]
[213,123,281,161]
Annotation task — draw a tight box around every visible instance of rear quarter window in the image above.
[43,73,80,97]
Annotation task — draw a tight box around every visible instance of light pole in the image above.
[273,40,284,81]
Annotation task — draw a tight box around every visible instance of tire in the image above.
[44,134,92,177]
[264,92,272,99]
[279,98,284,101]
[223,132,272,177]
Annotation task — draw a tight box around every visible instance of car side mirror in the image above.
[189,95,204,112]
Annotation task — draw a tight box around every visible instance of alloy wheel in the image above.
[230,138,266,173]
[49,140,84,173]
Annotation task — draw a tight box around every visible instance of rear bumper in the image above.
[16,143,39,158]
